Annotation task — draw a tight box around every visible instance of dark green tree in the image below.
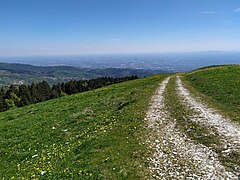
[36,81,52,101]
[18,84,32,106]
[30,82,40,103]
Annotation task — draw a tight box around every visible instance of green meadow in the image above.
[0,74,168,179]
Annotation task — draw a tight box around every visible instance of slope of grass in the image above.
[184,65,240,122]
[0,74,168,179]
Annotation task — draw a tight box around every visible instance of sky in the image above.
[0,0,240,55]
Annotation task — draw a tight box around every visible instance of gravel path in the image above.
[146,77,237,179]
[176,76,240,153]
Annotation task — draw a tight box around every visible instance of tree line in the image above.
[0,76,138,112]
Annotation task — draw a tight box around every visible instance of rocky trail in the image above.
[146,76,240,179]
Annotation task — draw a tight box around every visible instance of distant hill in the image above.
[0,62,169,86]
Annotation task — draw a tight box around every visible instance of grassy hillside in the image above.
[0,74,168,179]
[184,65,240,122]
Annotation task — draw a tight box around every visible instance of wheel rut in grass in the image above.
[146,77,237,179]
[176,76,240,176]
[176,76,240,145]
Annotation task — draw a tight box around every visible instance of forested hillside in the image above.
[0,76,138,112]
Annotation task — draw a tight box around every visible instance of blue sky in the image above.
[0,0,240,55]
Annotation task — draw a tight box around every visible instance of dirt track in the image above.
[146,76,239,179]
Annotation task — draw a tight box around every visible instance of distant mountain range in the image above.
[1,51,240,86]
[0,62,169,86]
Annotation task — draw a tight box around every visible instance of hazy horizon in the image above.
[1,50,240,58]
[1,51,240,73]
